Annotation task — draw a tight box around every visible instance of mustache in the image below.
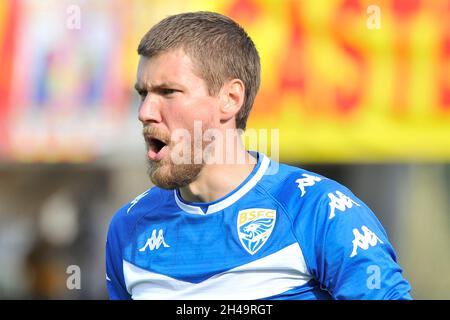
[142,126,171,145]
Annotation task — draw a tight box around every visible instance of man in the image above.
[106,11,412,300]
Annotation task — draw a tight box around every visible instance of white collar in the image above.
[174,152,271,215]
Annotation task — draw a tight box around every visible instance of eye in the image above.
[137,90,147,100]
[159,88,178,96]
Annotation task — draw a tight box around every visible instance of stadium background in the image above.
[1,0,449,299]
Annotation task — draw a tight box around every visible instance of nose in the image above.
[138,94,162,124]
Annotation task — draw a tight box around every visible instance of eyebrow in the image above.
[134,82,182,93]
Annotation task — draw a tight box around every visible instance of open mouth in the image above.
[147,137,169,161]
[149,138,166,153]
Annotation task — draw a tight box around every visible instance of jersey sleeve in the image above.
[105,208,132,300]
[294,180,412,300]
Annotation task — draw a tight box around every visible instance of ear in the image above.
[218,79,245,124]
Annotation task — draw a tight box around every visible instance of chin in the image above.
[148,162,203,190]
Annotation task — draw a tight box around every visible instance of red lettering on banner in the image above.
[228,0,260,23]
[391,0,421,116]
[438,1,450,112]
[0,0,21,156]
[278,0,306,94]
[332,0,366,115]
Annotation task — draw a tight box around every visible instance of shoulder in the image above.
[259,160,382,234]
[260,161,354,215]
[265,162,388,246]
[107,186,172,242]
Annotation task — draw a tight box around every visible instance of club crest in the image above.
[237,209,276,255]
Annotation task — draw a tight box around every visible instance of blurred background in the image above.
[1,0,449,299]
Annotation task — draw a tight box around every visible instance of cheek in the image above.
[168,111,196,131]
[165,96,219,130]
[192,98,219,123]
[181,107,217,127]
[160,103,186,129]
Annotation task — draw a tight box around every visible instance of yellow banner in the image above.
[3,0,450,163]
[128,0,450,162]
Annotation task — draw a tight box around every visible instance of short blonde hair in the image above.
[138,11,261,130]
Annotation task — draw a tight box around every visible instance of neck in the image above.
[179,145,257,203]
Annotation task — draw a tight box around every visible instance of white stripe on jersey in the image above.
[123,242,312,300]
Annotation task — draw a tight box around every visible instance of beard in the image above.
[147,158,203,190]
[144,122,214,190]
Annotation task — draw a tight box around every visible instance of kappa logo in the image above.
[328,190,360,219]
[237,209,276,255]
[296,174,322,197]
[350,225,384,258]
[139,229,170,252]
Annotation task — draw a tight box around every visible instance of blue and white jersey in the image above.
[106,152,412,300]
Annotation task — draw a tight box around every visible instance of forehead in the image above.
[136,48,204,88]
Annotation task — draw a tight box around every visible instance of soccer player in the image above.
[106,11,412,300]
